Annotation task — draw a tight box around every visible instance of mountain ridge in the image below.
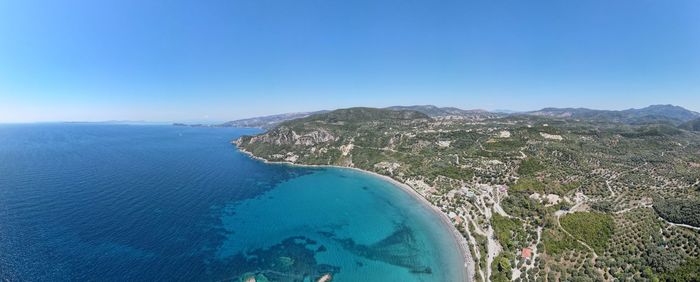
[180,104,699,129]
[526,104,699,125]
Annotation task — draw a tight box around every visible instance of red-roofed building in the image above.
[521,248,532,259]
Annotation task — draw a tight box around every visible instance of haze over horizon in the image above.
[1,0,699,123]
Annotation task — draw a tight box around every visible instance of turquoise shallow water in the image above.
[0,124,466,281]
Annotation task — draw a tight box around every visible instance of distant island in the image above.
[234,104,700,282]
[174,111,329,129]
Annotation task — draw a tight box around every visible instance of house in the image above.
[464,190,475,198]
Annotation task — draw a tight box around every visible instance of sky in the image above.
[1,0,699,123]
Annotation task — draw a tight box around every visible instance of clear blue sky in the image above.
[1,0,699,122]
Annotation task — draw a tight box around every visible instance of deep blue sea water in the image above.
[0,124,466,281]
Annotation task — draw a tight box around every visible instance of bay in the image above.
[0,124,466,281]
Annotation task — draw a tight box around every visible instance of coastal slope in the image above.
[237,106,700,282]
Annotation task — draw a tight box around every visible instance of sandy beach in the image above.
[235,144,474,282]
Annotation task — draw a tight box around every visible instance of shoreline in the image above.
[235,144,474,282]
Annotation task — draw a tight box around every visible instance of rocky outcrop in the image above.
[247,127,336,146]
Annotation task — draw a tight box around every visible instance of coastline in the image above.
[235,144,474,282]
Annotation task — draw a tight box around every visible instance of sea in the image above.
[0,124,466,281]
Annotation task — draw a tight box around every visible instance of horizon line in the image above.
[1,103,698,124]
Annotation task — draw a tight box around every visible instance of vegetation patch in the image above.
[511,177,546,193]
[560,212,614,253]
[426,163,474,181]
[517,158,544,176]
[484,139,524,151]
[491,214,525,252]
[490,254,512,282]
[660,257,700,281]
[501,192,546,220]
[653,197,700,227]
[511,177,581,196]
[559,181,580,193]
[591,200,614,213]
[542,227,584,256]
[352,148,388,168]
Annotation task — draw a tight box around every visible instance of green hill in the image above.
[290,107,430,124]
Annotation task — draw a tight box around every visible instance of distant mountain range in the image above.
[383,105,498,118]
[66,120,168,125]
[175,104,700,129]
[526,104,700,125]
